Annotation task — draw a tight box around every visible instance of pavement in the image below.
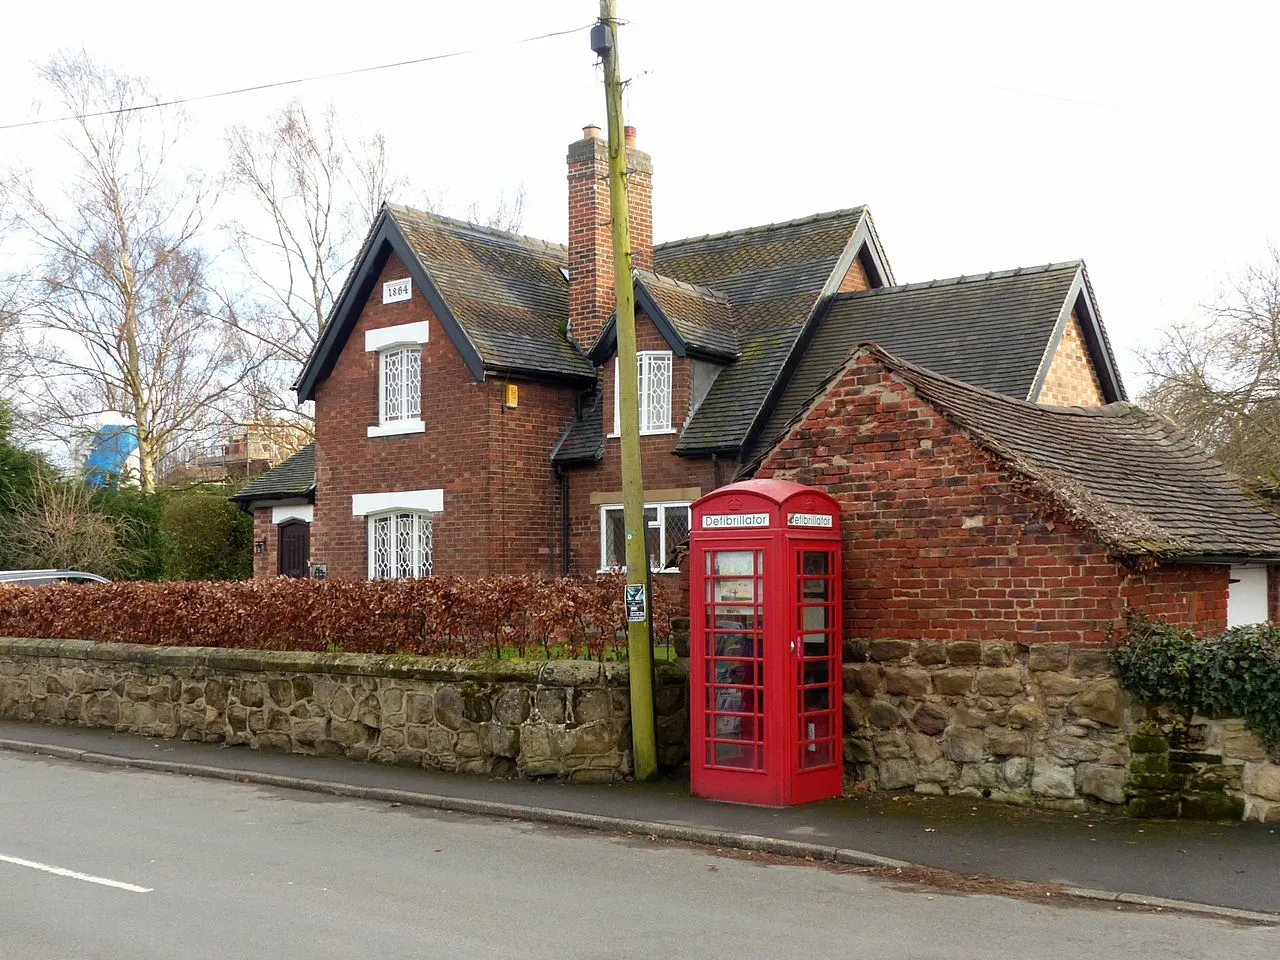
[6,751,1277,960]
[1,720,1277,922]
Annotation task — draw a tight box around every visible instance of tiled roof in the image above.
[654,208,867,452]
[387,205,595,381]
[229,444,315,504]
[745,262,1084,463]
[551,391,605,465]
[635,270,737,358]
[877,348,1280,559]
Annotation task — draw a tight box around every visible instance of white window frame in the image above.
[610,351,675,437]
[366,510,434,580]
[598,501,691,574]
[365,321,428,438]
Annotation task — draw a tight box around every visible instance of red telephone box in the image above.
[689,479,843,806]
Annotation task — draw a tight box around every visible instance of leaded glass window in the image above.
[369,511,433,579]
[599,502,690,572]
[380,346,421,423]
[613,351,674,436]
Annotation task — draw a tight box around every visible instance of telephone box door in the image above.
[789,542,843,804]
[693,542,777,805]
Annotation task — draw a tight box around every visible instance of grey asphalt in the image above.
[1,720,1278,917]
[1,751,1277,960]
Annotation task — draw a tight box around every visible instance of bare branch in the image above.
[1139,244,1280,486]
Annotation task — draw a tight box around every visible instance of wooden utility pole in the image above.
[594,0,658,781]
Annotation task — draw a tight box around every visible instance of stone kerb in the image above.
[842,638,1279,821]
[0,638,689,784]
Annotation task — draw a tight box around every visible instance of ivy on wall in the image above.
[1113,613,1280,750]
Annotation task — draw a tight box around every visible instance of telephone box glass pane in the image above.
[712,659,758,686]
[802,552,829,576]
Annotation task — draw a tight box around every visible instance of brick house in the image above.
[237,124,1144,590]
[754,345,1280,635]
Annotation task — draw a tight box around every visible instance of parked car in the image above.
[0,569,110,586]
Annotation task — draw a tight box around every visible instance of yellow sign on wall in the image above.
[504,383,519,408]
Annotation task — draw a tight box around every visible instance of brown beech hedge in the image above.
[0,574,682,660]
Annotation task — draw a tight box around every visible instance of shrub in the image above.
[0,573,682,661]
[0,473,141,579]
[1114,613,1280,749]
[160,490,253,581]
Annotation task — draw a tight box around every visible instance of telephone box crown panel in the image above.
[692,480,840,539]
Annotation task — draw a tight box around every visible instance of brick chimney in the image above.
[566,123,653,351]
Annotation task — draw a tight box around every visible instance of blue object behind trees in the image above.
[84,423,139,487]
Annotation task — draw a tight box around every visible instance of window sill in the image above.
[597,568,682,575]
[606,428,677,439]
[367,419,426,438]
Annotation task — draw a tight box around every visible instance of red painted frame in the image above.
[689,479,843,807]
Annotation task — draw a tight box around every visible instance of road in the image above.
[0,752,1274,960]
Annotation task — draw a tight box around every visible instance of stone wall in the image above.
[0,638,689,783]
[1126,709,1280,822]
[843,638,1280,821]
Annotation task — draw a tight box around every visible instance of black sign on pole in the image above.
[625,583,647,623]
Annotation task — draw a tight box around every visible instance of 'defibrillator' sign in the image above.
[702,513,770,529]
[787,512,833,528]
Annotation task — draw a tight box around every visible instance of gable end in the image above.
[295,213,486,403]
[1027,267,1125,405]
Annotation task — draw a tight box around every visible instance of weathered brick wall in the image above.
[1037,311,1105,407]
[1122,563,1229,634]
[311,252,580,579]
[756,353,1232,643]
[564,309,719,575]
[0,638,689,782]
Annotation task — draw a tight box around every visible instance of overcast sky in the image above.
[3,0,1278,393]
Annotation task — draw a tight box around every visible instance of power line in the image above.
[0,23,594,133]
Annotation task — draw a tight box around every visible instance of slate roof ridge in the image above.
[833,260,1083,301]
[874,344,1151,425]
[633,268,730,303]
[655,207,866,251]
[386,203,568,257]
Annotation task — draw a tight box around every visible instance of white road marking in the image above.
[0,854,153,893]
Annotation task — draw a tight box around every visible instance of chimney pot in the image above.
[624,125,637,148]
[582,123,601,140]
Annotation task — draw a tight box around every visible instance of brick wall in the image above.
[837,253,872,293]
[252,509,276,579]
[1271,567,1280,622]
[311,252,580,580]
[1037,310,1104,407]
[564,309,719,575]
[487,376,578,578]
[756,353,1233,645]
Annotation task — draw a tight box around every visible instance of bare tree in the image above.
[222,101,410,427]
[4,52,258,492]
[222,101,526,427]
[1140,246,1280,485]
[466,185,526,234]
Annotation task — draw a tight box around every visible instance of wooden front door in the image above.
[277,520,310,578]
